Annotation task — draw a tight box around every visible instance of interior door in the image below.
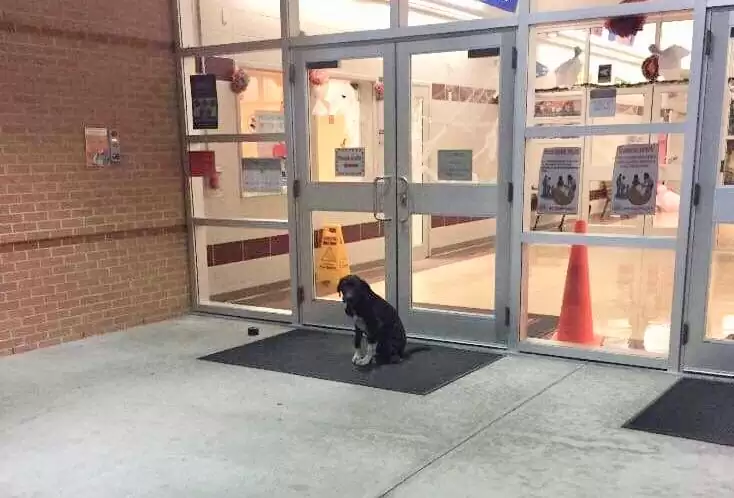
[394,32,516,345]
[684,9,734,374]
[292,44,398,328]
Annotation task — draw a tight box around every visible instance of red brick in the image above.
[0,0,190,356]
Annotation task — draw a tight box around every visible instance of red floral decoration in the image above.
[641,50,660,82]
[604,0,647,38]
[231,68,250,94]
[374,79,384,101]
[308,69,329,86]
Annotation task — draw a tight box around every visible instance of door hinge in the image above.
[511,47,518,70]
[507,181,514,203]
[692,183,701,207]
[681,322,689,346]
[704,29,713,57]
[297,286,305,305]
[292,179,301,198]
[721,160,726,173]
[288,63,296,84]
[504,306,511,327]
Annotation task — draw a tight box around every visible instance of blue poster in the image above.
[479,0,518,13]
[190,74,219,130]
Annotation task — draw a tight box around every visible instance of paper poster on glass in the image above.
[84,127,110,167]
[242,158,283,193]
[190,74,218,130]
[611,144,659,216]
[254,111,285,133]
[537,147,581,215]
[335,148,366,177]
[437,150,473,181]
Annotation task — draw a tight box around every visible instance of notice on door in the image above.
[611,144,659,216]
[437,150,473,181]
[335,148,366,177]
[537,147,581,215]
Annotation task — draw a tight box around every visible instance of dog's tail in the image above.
[401,345,431,359]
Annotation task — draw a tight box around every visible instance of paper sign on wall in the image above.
[537,147,581,215]
[190,74,218,130]
[437,150,473,181]
[611,144,659,216]
[479,0,518,13]
[242,158,283,193]
[597,64,613,84]
[335,148,366,177]
[84,127,110,167]
[255,111,285,133]
[589,88,617,118]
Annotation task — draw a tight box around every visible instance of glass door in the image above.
[684,8,734,374]
[292,44,398,328]
[394,32,516,345]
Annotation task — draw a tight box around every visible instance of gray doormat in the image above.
[624,377,734,447]
[200,328,503,395]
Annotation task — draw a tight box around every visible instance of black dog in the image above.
[337,274,407,367]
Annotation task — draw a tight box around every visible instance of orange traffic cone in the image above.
[553,220,602,346]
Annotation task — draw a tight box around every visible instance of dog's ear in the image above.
[337,275,351,297]
[356,276,371,292]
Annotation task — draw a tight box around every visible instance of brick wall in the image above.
[0,1,190,355]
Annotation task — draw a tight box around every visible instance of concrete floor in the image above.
[2,315,734,497]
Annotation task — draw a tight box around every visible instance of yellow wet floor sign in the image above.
[316,224,350,293]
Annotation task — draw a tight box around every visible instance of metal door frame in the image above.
[683,8,734,375]
[394,31,516,346]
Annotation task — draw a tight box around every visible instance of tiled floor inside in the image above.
[3,315,734,497]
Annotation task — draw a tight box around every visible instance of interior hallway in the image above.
[3,315,734,498]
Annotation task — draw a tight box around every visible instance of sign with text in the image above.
[242,158,283,193]
[611,144,659,216]
[84,127,110,167]
[437,150,473,181]
[479,0,518,13]
[589,87,617,118]
[255,111,285,134]
[335,148,366,177]
[537,147,581,215]
[190,74,218,130]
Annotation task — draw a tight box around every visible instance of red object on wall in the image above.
[189,151,216,177]
[209,171,221,189]
[272,142,287,158]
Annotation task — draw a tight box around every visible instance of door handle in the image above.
[373,176,392,222]
[397,176,410,223]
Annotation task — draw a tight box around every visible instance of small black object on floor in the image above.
[624,377,734,447]
[200,328,503,395]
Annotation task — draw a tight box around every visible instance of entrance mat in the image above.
[200,328,503,395]
[624,377,734,447]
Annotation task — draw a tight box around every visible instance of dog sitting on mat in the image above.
[337,274,407,367]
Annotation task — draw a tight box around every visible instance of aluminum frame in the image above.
[393,31,516,346]
[680,7,734,375]
[173,0,724,369]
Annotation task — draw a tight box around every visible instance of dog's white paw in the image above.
[355,354,372,367]
[355,343,376,366]
[352,350,361,364]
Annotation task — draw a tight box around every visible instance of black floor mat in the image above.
[200,328,503,395]
[624,377,734,447]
